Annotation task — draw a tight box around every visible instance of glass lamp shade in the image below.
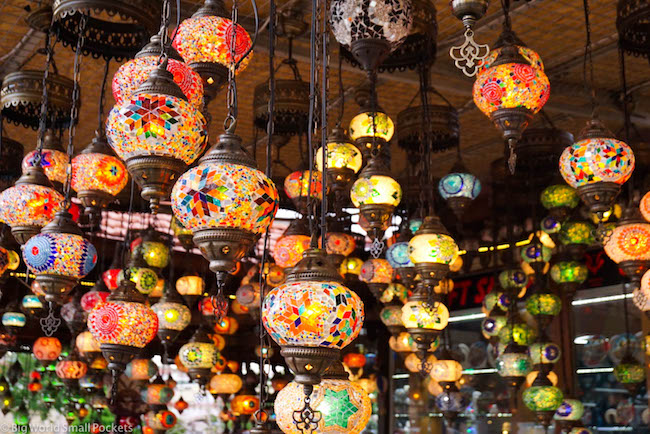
[497,351,533,377]
[389,332,412,352]
[214,316,239,335]
[80,290,109,313]
[330,0,411,49]
[380,283,409,304]
[430,359,462,383]
[528,342,561,365]
[550,261,588,284]
[106,93,207,165]
[438,172,481,200]
[523,385,563,412]
[554,399,585,421]
[386,242,413,269]
[262,281,364,348]
[176,275,206,297]
[0,184,63,231]
[209,373,243,395]
[560,138,634,188]
[56,359,88,380]
[112,56,204,108]
[275,379,371,434]
[133,239,170,269]
[559,221,595,246]
[76,331,101,355]
[525,293,562,316]
[343,353,366,369]
[402,300,449,330]
[483,292,511,312]
[613,361,645,384]
[350,174,402,207]
[173,16,252,73]
[284,170,323,201]
[21,294,43,310]
[230,394,260,416]
[103,269,122,291]
[360,259,394,284]
[142,383,174,405]
[324,232,356,257]
[498,269,528,291]
[499,323,537,346]
[604,222,650,263]
[33,337,62,362]
[636,271,650,311]
[22,149,68,184]
[473,46,550,116]
[119,267,159,295]
[23,233,97,279]
[641,191,650,222]
[408,233,458,265]
[236,283,260,308]
[316,141,363,173]
[340,257,364,276]
[348,111,395,142]
[171,163,279,234]
[521,244,552,264]
[405,353,436,373]
[273,235,311,268]
[380,305,403,327]
[152,301,192,331]
[178,341,218,369]
[540,185,579,210]
[71,153,128,199]
[541,216,561,234]
[87,300,158,348]
[125,359,158,382]
[481,315,507,339]
[144,410,177,431]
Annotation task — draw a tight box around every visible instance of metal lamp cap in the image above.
[200,132,257,168]
[285,248,343,283]
[133,61,187,101]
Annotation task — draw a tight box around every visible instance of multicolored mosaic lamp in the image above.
[106,61,207,213]
[497,343,533,392]
[438,159,481,218]
[151,283,191,351]
[473,29,550,173]
[22,130,67,187]
[171,131,279,286]
[359,258,394,300]
[613,354,646,393]
[604,205,650,283]
[408,214,458,291]
[273,218,311,269]
[263,249,364,427]
[22,210,97,304]
[316,127,363,194]
[173,0,253,104]
[0,162,64,244]
[386,223,416,291]
[71,129,128,219]
[55,352,88,388]
[284,170,323,215]
[560,119,634,218]
[274,361,371,434]
[179,327,218,387]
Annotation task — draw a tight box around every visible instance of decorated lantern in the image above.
[540,184,579,222]
[523,373,564,428]
[284,170,323,214]
[22,131,67,186]
[316,127,363,193]
[408,215,458,290]
[438,160,481,218]
[125,359,158,384]
[604,206,650,283]
[209,373,243,397]
[33,337,62,364]
[360,258,393,299]
[178,327,218,386]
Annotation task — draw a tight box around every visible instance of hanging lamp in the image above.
[523,372,564,428]
[438,156,481,219]
[316,126,363,197]
[179,326,218,387]
[22,130,67,188]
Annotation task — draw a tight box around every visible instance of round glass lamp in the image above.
[408,215,458,289]
[33,337,62,364]
[340,257,364,278]
[360,258,393,299]
[540,184,579,221]
[316,127,363,191]
[284,170,323,213]
[438,161,481,218]
[523,378,563,427]
[209,373,243,397]
[604,210,650,283]
[528,342,561,366]
[554,399,585,422]
[273,234,311,268]
[178,327,218,386]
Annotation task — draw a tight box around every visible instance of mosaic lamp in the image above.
[473,28,550,173]
[349,104,395,158]
[22,130,67,187]
[351,156,402,242]
[119,245,159,296]
[178,326,218,387]
[106,61,208,213]
[209,373,243,398]
[435,382,466,425]
[71,129,128,219]
[386,224,416,290]
[359,258,394,300]
[560,119,634,218]
[125,359,158,385]
[438,159,481,218]
[430,349,463,386]
[641,191,650,223]
[21,294,44,317]
[142,375,174,411]
[540,184,579,222]
[173,0,253,104]
[23,210,97,304]
[171,131,279,285]
[322,230,356,268]
[263,249,364,420]
[273,218,311,269]
[497,343,533,391]
[380,304,404,335]
[402,283,450,364]
[528,342,561,373]
[498,268,528,297]
[523,372,564,428]
[275,361,371,434]
[0,160,64,244]
[176,273,206,307]
[613,354,646,393]
[132,226,171,271]
[525,293,561,329]
[316,126,363,194]
[33,337,62,365]
[604,205,650,283]
[87,277,158,398]
[284,170,323,215]
[408,215,458,290]
[55,352,88,388]
[329,0,412,72]
[151,282,191,348]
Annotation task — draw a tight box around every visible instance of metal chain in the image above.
[319,0,329,254]
[64,15,88,209]
[98,59,110,129]
[35,30,56,167]
[582,0,597,117]
[159,0,172,63]
[224,1,240,132]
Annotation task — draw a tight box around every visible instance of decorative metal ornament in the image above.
[51,0,161,60]
[0,70,74,130]
[617,0,650,61]
[397,101,459,155]
[449,0,490,76]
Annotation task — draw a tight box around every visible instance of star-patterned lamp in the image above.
[22,130,67,188]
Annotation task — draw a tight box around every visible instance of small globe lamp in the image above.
[21,294,44,317]
[142,375,174,412]
[262,249,364,415]
[435,382,466,425]
[554,398,585,432]
[402,283,450,361]
[144,409,177,432]
[520,239,552,277]
[560,119,634,218]
[23,210,97,304]
[360,258,394,300]
[380,304,404,335]
[22,130,67,188]
[316,126,363,194]
[209,373,243,400]
[498,321,537,346]
[134,227,171,271]
[641,191,650,222]
[540,185,579,222]
[604,205,650,284]
[1,309,26,334]
[380,283,409,305]
[340,257,364,281]
[559,221,595,259]
[481,310,507,341]
[498,268,529,298]
[496,343,532,392]
[230,391,260,417]
[55,352,88,388]
[61,292,88,337]
[174,397,189,414]
[430,349,462,389]
[80,282,110,313]
[408,215,458,291]
[120,250,159,296]
[33,337,62,366]
[387,224,416,290]
[322,231,356,268]
[125,359,158,386]
[550,260,588,296]
[175,273,206,309]
[528,342,561,375]
[171,217,194,252]
[0,162,64,244]
[151,283,191,352]
[76,331,101,362]
[273,218,312,269]
[389,332,413,353]
[523,372,563,428]
[284,170,323,215]
[613,354,646,393]
[179,327,218,387]
[525,293,561,330]
[438,159,481,218]
[87,277,158,399]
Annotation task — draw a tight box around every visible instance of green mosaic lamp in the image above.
[523,372,563,428]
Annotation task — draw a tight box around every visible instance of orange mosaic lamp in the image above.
[604,205,650,283]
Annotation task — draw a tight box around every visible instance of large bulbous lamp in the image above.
[560,119,634,218]
[329,0,412,72]
[604,205,650,284]
[263,249,364,421]
[316,127,363,195]
[473,29,550,173]
[284,170,323,215]
[72,129,128,219]
[173,0,253,104]
[106,62,208,213]
[23,210,97,304]
[0,164,64,244]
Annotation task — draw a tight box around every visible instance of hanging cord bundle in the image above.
[582,0,598,119]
